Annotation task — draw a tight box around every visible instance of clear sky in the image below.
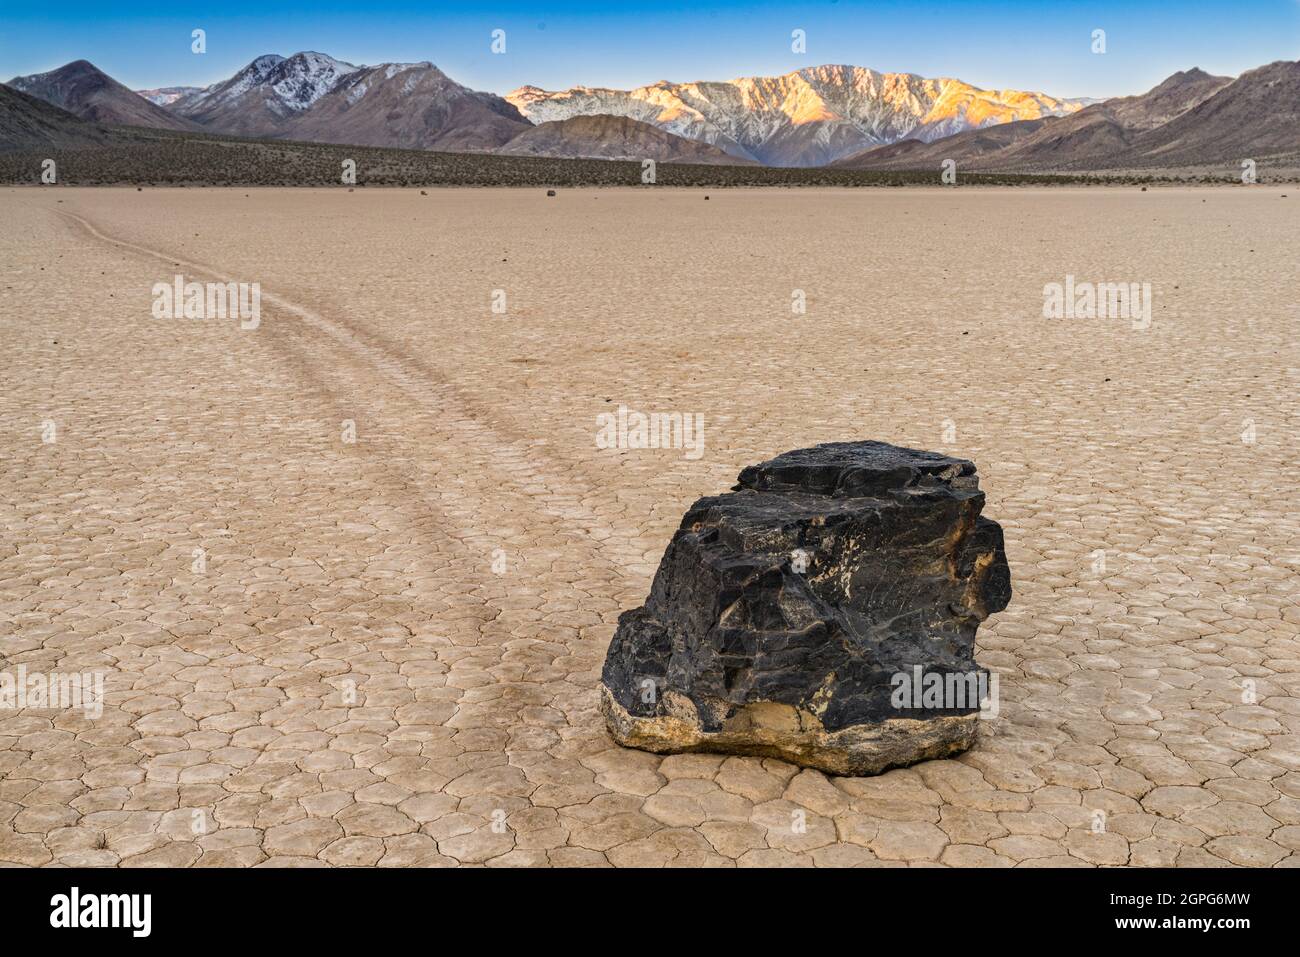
[2,0,1297,99]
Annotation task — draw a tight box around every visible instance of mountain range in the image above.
[8,60,199,132]
[3,54,1085,165]
[832,61,1298,171]
[507,65,1089,166]
[496,114,753,164]
[155,52,532,152]
[137,86,201,107]
[4,52,1297,171]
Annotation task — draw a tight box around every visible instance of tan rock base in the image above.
[601,686,979,776]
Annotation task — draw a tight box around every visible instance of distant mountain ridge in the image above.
[1126,61,1300,166]
[136,86,201,106]
[170,52,361,135]
[6,54,1298,174]
[832,62,1298,172]
[9,56,1083,166]
[507,65,1089,166]
[7,60,198,131]
[153,51,530,151]
[282,61,530,151]
[495,114,756,164]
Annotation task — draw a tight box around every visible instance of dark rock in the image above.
[600,440,1012,775]
[546,189,556,196]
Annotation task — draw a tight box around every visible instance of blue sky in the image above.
[2,1,1297,98]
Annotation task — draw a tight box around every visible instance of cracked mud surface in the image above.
[1,186,1297,867]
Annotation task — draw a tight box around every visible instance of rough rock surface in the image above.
[601,441,1012,775]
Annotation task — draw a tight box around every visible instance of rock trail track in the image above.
[1,187,1298,867]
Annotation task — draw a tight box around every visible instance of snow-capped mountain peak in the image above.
[156,54,529,150]
[507,64,1089,166]
[268,52,360,110]
[175,51,358,119]
[135,86,201,106]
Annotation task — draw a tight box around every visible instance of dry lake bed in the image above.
[1,186,1297,867]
